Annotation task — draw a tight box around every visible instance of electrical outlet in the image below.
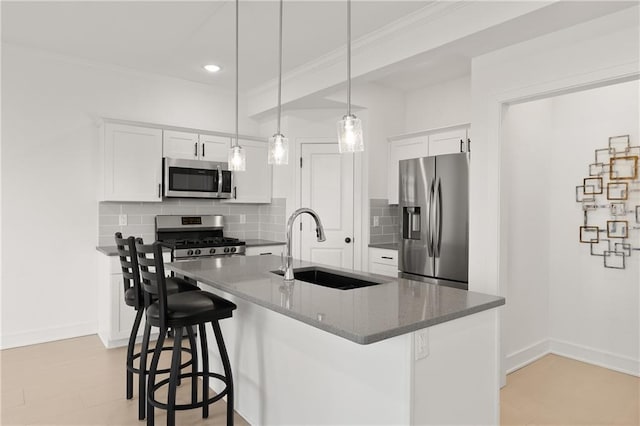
[373,216,380,227]
[118,214,128,226]
[414,329,429,360]
[240,214,246,224]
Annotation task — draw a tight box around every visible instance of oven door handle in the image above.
[216,164,222,198]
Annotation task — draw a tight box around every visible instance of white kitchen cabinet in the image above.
[428,127,469,156]
[245,245,284,257]
[368,247,398,278]
[163,130,230,162]
[101,123,163,202]
[226,139,272,204]
[387,136,428,205]
[387,124,470,205]
[199,134,230,162]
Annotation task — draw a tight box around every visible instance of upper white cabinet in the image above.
[387,124,470,204]
[226,139,272,204]
[163,130,230,162]
[101,123,163,202]
[387,136,428,205]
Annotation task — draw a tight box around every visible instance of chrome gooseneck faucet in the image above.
[283,208,326,281]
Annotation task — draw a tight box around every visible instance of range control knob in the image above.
[224,247,230,253]
[195,249,201,255]
[187,250,194,256]
[209,248,216,254]
[230,247,237,253]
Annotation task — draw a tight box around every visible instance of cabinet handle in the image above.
[260,252,273,255]
[194,142,198,157]
[381,256,394,260]
[158,183,162,198]
[467,138,471,152]
[202,143,205,157]
[459,139,464,152]
[233,186,237,199]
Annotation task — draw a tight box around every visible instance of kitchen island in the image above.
[167,255,504,425]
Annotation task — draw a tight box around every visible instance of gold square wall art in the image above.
[590,239,610,256]
[604,251,625,269]
[615,242,632,256]
[609,156,638,180]
[589,162,604,176]
[636,205,640,223]
[583,177,603,194]
[595,147,612,165]
[610,202,626,216]
[580,226,599,243]
[606,220,628,239]
[607,182,628,200]
[608,135,630,153]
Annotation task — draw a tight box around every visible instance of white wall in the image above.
[470,6,639,378]
[1,45,259,348]
[501,99,554,372]
[404,75,471,133]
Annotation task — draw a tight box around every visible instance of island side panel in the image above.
[201,284,414,425]
[411,309,500,425]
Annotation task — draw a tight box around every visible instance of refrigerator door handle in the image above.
[427,180,434,257]
[435,179,443,257]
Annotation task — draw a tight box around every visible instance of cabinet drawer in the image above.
[245,245,284,256]
[369,247,398,266]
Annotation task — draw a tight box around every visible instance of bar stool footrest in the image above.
[148,372,230,411]
[128,346,194,375]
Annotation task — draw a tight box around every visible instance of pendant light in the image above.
[228,0,246,171]
[268,0,289,165]
[337,0,363,153]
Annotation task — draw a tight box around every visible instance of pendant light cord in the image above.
[235,0,239,147]
[347,0,351,117]
[276,0,283,135]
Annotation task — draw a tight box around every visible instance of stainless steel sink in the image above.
[272,266,388,290]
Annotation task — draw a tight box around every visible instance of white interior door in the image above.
[300,143,354,269]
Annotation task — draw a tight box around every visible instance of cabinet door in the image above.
[387,136,428,204]
[200,134,230,162]
[227,139,272,203]
[428,127,468,156]
[103,123,163,202]
[163,130,199,160]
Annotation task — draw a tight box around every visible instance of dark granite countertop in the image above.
[166,255,504,345]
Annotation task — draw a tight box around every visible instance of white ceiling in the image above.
[1,1,430,90]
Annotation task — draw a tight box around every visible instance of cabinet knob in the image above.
[345,237,352,243]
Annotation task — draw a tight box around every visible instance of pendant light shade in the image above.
[228,0,246,171]
[337,0,363,153]
[337,114,363,153]
[268,0,289,165]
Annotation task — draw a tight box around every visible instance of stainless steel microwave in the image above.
[163,158,232,199]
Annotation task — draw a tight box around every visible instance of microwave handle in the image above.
[216,164,222,198]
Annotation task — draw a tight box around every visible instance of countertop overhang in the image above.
[166,255,504,345]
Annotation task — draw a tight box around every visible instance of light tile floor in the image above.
[1,336,638,425]
[501,354,639,425]
[0,335,249,425]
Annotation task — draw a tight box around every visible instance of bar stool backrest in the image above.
[114,232,143,310]
[135,238,169,328]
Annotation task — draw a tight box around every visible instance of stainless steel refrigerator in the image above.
[398,153,469,290]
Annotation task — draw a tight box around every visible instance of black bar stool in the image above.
[135,238,237,426]
[114,232,199,420]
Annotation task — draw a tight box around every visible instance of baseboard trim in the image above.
[0,322,97,350]
[506,339,551,374]
[99,332,160,349]
[549,338,640,377]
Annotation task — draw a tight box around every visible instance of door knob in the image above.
[345,237,352,243]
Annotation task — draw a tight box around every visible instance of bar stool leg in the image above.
[126,308,144,399]
[186,326,198,405]
[199,323,209,419]
[138,321,152,420]
[147,327,167,426]
[212,321,234,426]
[167,327,183,426]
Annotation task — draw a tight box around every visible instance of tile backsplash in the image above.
[369,199,399,244]
[98,198,286,246]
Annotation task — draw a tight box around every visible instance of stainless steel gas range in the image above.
[155,214,246,260]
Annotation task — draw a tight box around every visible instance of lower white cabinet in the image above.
[368,247,399,278]
[97,252,168,348]
[245,245,284,257]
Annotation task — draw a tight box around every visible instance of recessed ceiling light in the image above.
[204,64,221,73]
